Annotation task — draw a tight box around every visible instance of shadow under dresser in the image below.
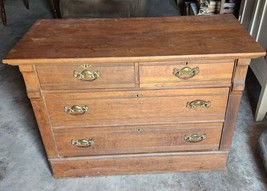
[3,15,265,178]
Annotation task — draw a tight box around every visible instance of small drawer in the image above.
[53,123,223,157]
[44,88,229,127]
[139,60,234,88]
[36,63,135,90]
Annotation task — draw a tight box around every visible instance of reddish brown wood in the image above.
[3,15,265,65]
[2,16,265,178]
[140,60,234,88]
[19,65,41,99]
[31,100,58,158]
[19,65,58,157]
[45,88,229,127]
[220,59,251,150]
[50,151,228,178]
[36,63,136,90]
[231,59,251,91]
[53,123,222,157]
[220,92,242,150]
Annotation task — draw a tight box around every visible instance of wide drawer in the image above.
[36,63,135,90]
[53,123,222,157]
[139,60,234,88]
[44,88,229,127]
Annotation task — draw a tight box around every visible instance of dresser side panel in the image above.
[19,65,59,158]
[19,65,42,99]
[31,100,59,158]
[220,59,250,150]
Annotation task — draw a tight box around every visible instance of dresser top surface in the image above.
[4,14,265,65]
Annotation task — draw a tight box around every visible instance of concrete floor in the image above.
[0,0,267,190]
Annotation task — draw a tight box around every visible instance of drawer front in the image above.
[53,123,222,157]
[139,60,234,88]
[45,88,229,127]
[36,63,135,90]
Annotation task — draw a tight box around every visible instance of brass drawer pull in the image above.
[186,100,211,109]
[184,134,207,143]
[64,105,89,115]
[73,69,100,81]
[71,139,95,148]
[73,64,100,81]
[173,66,199,80]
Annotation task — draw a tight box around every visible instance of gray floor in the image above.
[1,0,267,190]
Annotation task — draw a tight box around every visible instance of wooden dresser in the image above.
[3,15,265,178]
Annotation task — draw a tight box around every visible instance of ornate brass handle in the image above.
[71,139,95,148]
[64,105,89,115]
[184,134,207,143]
[186,100,211,109]
[173,66,199,79]
[73,69,100,81]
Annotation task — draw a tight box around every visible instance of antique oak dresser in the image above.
[3,15,265,178]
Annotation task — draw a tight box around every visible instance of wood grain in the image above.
[140,60,234,88]
[220,59,250,150]
[36,63,136,90]
[53,123,222,157]
[3,15,265,65]
[31,100,58,158]
[44,88,229,127]
[19,65,41,99]
[50,151,228,178]
[3,15,265,177]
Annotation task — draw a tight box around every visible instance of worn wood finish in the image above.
[36,63,136,90]
[19,65,42,99]
[50,151,228,178]
[220,91,242,150]
[220,59,250,150]
[31,100,58,158]
[3,15,265,65]
[54,123,222,157]
[3,15,265,178]
[45,88,229,127]
[140,60,234,88]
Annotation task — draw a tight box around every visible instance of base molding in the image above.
[50,151,228,178]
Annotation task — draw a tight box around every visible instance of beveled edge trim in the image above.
[3,52,266,65]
